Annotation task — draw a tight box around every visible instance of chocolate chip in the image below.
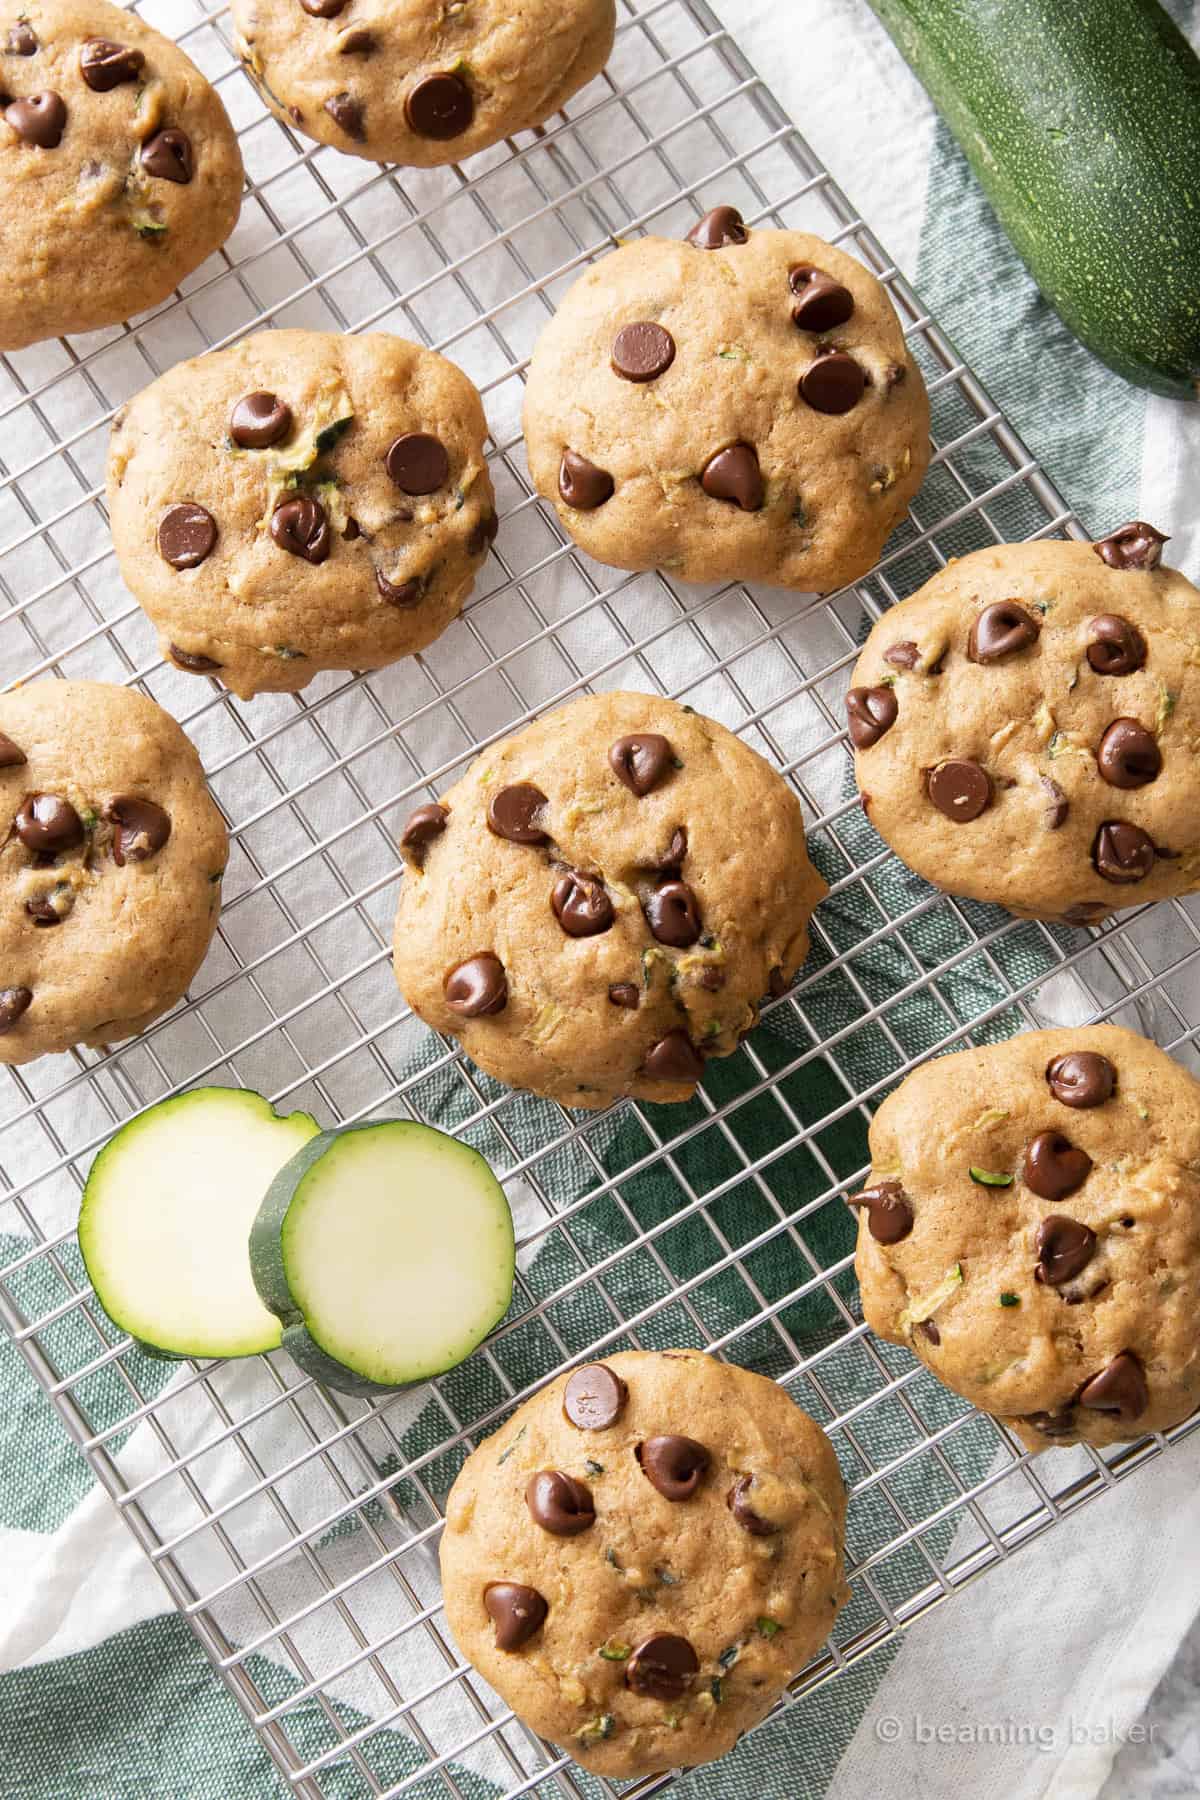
[768,966,789,998]
[158,504,217,570]
[927,759,991,822]
[5,91,65,147]
[141,128,193,182]
[726,1474,777,1536]
[699,965,724,991]
[26,892,66,926]
[467,509,499,557]
[270,496,331,564]
[1086,614,1147,676]
[563,1362,627,1429]
[0,730,26,769]
[299,0,346,14]
[230,391,292,449]
[1097,718,1161,788]
[1046,1051,1116,1108]
[1093,522,1168,572]
[847,1178,913,1244]
[686,204,748,248]
[608,982,639,1008]
[646,826,688,873]
[342,518,361,540]
[845,686,897,749]
[883,641,920,671]
[14,794,83,854]
[967,601,1042,664]
[483,1582,547,1651]
[105,797,170,865]
[376,570,424,606]
[487,783,548,845]
[643,879,701,948]
[552,869,614,937]
[559,449,614,510]
[337,28,376,53]
[1022,1407,1077,1439]
[1035,1216,1098,1287]
[799,351,865,414]
[636,1435,710,1501]
[79,39,144,90]
[0,987,32,1032]
[6,23,36,52]
[918,1318,940,1346]
[1024,1131,1092,1201]
[401,801,448,851]
[169,644,222,672]
[789,264,855,332]
[1040,776,1068,829]
[626,1633,699,1702]
[405,70,473,139]
[444,953,506,1017]
[385,432,448,495]
[609,733,673,796]
[1077,1350,1147,1421]
[324,92,365,140]
[1093,820,1156,884]
[525,1469,595,1536]
[700,443,764,511]
[611,322,675,383]
[643,1030,704,1083]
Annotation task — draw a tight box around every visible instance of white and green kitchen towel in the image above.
[4,1,1200,1796]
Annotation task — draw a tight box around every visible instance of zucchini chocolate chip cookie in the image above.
[522,206,929,592]
[847,528,1200,921]
[230,0,614,168]
[107,329,496,700]
[440,1348,848,1779]
[0,680,227,1063]
[851,1024,1200,1453]
[392,692,826,1108]
[0,0,242,350]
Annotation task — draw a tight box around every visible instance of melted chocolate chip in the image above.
[845,686,897,749]
[643,879,701,948]
[1046,1051,1116,1109]
[5,91,65,147]
[105,796,170,865]
[799,351,865,414]
[967,601,1042,663]
[611,322,675,383]
[926,759,991,822]
[483,1582,547,1651]
[1022,1407,1077,1439]
[1097,718,1161,788]
[626,1633,699,1701]
[1035,1215,1098,1287]
[467,508,499,557]
[14,794,83,854]
[789,264,855,332]
[444,953,506,1017]
[646,826,688,873]
[337,28,376,53]
[559,449,614,510]
[636,1435,710,1501]
[299,0,346,14]
[400,801,448,851]
[271,496,331,564]
[700,443,763,511]
[609,733,673,796]
[563,1363,627,1429]
[169,644,222,672]
[79,38,144,90]
[230,391,292,449]
[883,641,920,671]
[918,1318,940,1347]
[1077,1350,1147,1421]
[324,92,365,140]
[608,982,639,1008]
[1093,820,1156,884]
[1093,522,1168,572]
[141,128,193,182]
[375,570,424,606]
[385,432,448,495]
[1040,775,1068,829]
[726,1474,777,1536]
[643,1029,704,1083]
[0,987,32,1032]
[847,1178,913,1244]
[158,503,217,570]
[405,70,473,139]
[488,783,548,845]
[551,869,614,937]
[686,204,748,248]
[1086,614,1147,676]
[0,730,26,769]
[1024,1131,1092,1201]
[525,1469,595,1536]
[25,893,64,926]
[6,22,37,52]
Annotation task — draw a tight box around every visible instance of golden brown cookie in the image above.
[391,692,826,1107]
[851,1023,1200,1452]
[440,1348,848,1778]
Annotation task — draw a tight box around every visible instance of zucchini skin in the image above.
[868,0,1200,398]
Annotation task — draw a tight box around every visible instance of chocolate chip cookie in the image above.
[440,1348,848,1778]
[847,527,1200,921]
[0,0,243,350]
[230,0,614,168]
[0,680,227,1063]
[107,329,496,699]
[391,692,826,1107]
[522,207,930,592]
[851,1023,1200,1452]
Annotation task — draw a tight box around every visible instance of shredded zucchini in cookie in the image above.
[243,387,354,527]
[898,1262,964,1331]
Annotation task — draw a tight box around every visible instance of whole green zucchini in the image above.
[866,0,1200,398]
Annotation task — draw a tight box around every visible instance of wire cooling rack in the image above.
[4,1,1200,1794]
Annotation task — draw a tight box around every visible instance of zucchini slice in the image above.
[250,1121,515,1395]
[79,1088,320,1359]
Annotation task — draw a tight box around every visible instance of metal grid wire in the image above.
[3,0,1200,1794]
